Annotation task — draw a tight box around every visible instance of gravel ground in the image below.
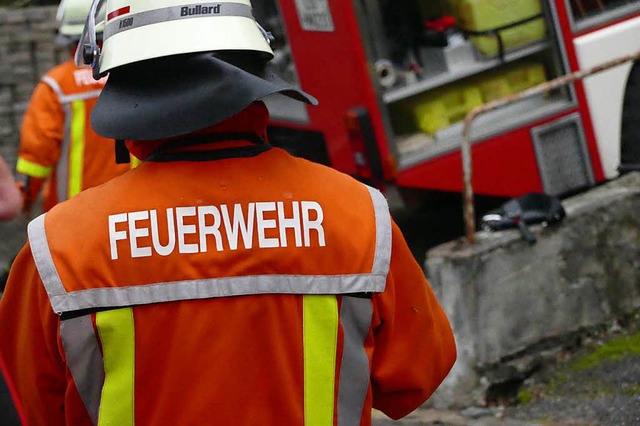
[373,327,640,426]
[502,351,640,425]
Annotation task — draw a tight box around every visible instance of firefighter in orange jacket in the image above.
[16,0,133,216]
[0,0,457,424]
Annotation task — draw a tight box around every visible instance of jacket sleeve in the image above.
[0,243,67,425]
[16,80,64,213]
[370,221,456,419]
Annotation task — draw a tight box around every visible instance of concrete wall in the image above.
[425,172,640,408]
[0,6,64,269]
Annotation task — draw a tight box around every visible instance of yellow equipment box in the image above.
[390,62,546,136]
[475,62,547,102]
[505,61,546,93]
[391,83,484,135]
[453,0,547,57]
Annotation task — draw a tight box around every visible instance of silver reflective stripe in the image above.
[59,90,102,103]
[46,273,384,315]
[41,78,101,202]
[41,77,101,104]
[29,184,392,315]
[28,214,68,308]
[337,296,373,426]
[366,185,392,276]
[104,3,253,39]
[42,76,64,99]
[60,316,103,425]
[57,102,71,201]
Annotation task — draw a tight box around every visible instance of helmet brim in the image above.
[91,53,318,140]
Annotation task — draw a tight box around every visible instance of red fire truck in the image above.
[256,0,640,203]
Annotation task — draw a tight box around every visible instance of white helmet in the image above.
[76,0,273,76]
[57,0,105,40]
[82,0,317,141]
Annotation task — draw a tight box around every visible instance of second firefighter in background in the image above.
[15,0,135,216]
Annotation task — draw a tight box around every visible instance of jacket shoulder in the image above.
[273,147,369,189]
[41,60,106,96]
[40,60,76,85]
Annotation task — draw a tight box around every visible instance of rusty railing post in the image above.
[461,49,640,244]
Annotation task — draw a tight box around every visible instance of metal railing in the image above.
[461,49,640,244]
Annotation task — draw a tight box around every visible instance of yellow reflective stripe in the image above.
[303,295,338,426]
[16,158,52,178]
[96,308,135,426]
[130,155,141,169]
[69,100,85,197]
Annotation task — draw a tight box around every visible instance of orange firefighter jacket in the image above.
[0,104,456,426]
[16,59,133,214]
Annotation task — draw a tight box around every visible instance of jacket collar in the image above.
[126,102,270,161]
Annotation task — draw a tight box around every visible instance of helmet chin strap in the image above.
[114,139,130,164]
[74,0,104,79]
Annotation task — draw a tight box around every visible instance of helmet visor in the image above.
[73,0,105,69]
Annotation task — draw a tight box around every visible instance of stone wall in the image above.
[0,6,65,163]
[0,6,65,269]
